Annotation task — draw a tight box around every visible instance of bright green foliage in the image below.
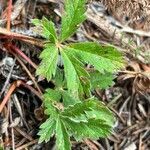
[33,6,123,98]
[60,43,123,97]
[56,118,71,150]
[68,42,124,73]
[36,44,58,81]
[33,0,124,149]
[64,118,112,140]
[38,118,56,143]
[60,0,87,42]
[61,49,91,98]
[38,90,115,149]
[61,50,80,97]
[52,68,65,88]
[90,71,115,90]
[32,17,57,42]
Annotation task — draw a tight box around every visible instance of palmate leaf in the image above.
[36,44,58,81]
[61,99,114,141]
[34,0,120,149]
[90,71,115,90]
[59,42,123,97]
[60,0,87,42]
[38,93,115,149]
[68,42,124,73]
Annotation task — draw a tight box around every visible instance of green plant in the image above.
[32,0,124,149]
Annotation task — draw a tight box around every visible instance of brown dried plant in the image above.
[100,0,150,31]
[118,62,150,94]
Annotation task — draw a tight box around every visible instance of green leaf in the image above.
[36,44,58,81]
[41,17,57,42]
[32,17,57,42]
[61,90,79,107]
[61,100,94,119]
[38,96,115,146]
[61,99,115,125]
[32,18,41,26]
[64,118,112,140]
[36,0,120,147]
[60,0,87,42]
[68,42,124,73]
[44,89,61,103]
[61,50,79,97]
[60,99,115,141]
[38,118,56,143]
[43,89,61,118]
[90,71,115,90]
[61,48,91,98]
[52,68,65,88]
[56,118,71,150]
[44,88,79,112]
[85,98,115,126]
[68,54,91,98]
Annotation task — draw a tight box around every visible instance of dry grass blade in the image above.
[0,27,44,47]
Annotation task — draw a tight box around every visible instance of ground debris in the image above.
[0,0,149,149]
